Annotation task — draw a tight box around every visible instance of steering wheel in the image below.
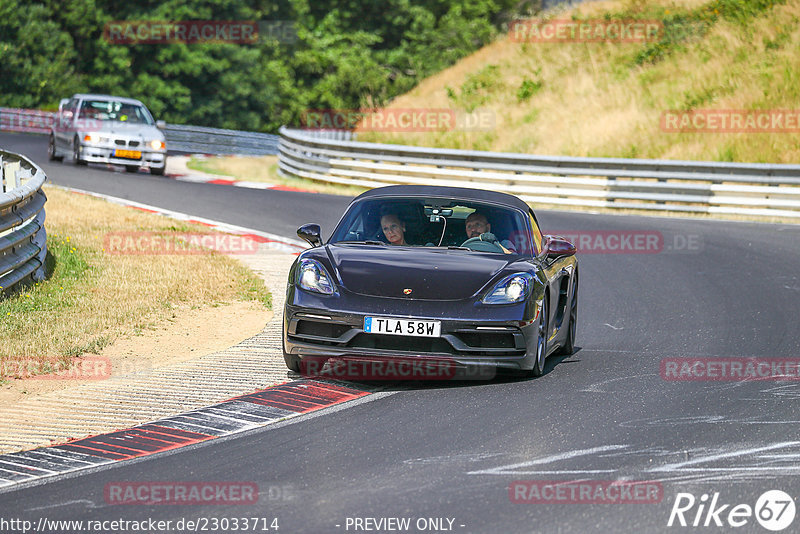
[461,233,505,253]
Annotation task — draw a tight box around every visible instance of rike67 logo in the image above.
[668,490,796,531]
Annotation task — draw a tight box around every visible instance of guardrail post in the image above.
[3,161,20,192]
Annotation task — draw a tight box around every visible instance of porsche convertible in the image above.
[283,185,578,380]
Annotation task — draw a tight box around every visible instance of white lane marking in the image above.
[403,453,506,465]
[648,441,800,473]
[26,499,99,511]
[604,323,623,330]
[467,445,628,475]
[580,375,656,393]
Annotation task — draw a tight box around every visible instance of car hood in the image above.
[91,122,163,139]
[321,244,520,300]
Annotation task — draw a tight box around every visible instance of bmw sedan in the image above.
[283,185,578,380]
[48,93,167,175]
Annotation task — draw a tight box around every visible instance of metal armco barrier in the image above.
[160,123,279,155]
[0,108,279,156]
[0,149,47,294]
[278,127,800,219]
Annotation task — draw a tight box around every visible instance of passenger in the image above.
[381,213,408,246]
[464,211,516,253]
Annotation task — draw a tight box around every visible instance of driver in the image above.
[464,211,516,253]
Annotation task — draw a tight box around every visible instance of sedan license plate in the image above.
[114,149,141,159]
[364,317,441,338]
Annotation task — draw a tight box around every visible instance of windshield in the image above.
[329,197,534,255]
[78,100,154,125]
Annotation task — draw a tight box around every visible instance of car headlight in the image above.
[83,133,100,143]
[482,273,533,304]
[149,139,166,150]
[297,258,336,295]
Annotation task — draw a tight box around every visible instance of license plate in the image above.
[114,149,141,159]
[364,317,441,337]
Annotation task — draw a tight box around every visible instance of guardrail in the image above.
[0,107,279,156]
[278,127,800,219]
[0,150,47,294]
[159,123,278,155]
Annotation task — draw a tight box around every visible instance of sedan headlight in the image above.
[482,273,533,304]
[149,139,166,150]
[297,258,336,295]
[83,133,100,143]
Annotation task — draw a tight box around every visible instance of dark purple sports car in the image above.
[283,185,578,380]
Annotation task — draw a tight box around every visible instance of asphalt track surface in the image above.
[2,131,800,533]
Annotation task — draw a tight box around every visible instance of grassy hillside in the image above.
[359,0,800,163]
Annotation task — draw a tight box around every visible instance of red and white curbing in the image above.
[55,185,308,254]
[166,155,315,193]
[0,380,376,491]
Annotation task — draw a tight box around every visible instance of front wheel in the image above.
[48,135,63,162]
[150,165,165,176]
[73,138,87,165]
[558,272,578,356]
[283,353,301,373]
[529,295,549,377]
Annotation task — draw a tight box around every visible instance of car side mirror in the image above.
[542,235,576,259]
[156,120,167,129]
[297,223,322,247]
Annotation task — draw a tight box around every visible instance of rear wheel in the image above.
[558,272,578,356]
[48,135,63,162]
[529,295,549,377]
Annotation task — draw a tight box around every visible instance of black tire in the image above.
[150,165,166,176]
[283,353,301,373]
[282,321,301,373]
[125,165,140,173]
[528,295,549,377]
[73,138,87,165]
[558,272,578,356]
[48,135,63,162]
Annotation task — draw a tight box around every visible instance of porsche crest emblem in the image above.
[403,288,413,295]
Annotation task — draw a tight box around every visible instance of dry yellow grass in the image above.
[0,185,270,373]
[360,0,800,163]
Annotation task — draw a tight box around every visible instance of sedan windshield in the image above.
[78,100,154,125]
[329,197,533,255]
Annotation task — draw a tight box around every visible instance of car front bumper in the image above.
[283,292,540,377]
[78,143,166,169]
